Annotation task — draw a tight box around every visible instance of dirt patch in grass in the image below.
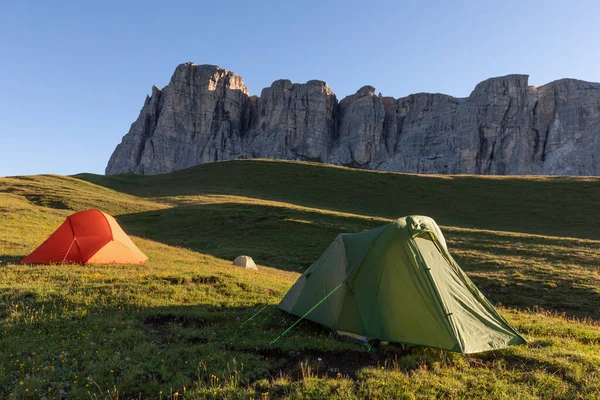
[185,336,210,344]
[24,194,71,210]
[0,255,25,265]
[246,346,406,380]
[152,275,222,286]
[143,313,207,328]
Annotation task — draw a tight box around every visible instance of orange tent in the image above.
[21,209,148,265]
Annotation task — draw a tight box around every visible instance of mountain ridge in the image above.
[106,63,600,176]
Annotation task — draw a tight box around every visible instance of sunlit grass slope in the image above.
[1,159,600,399]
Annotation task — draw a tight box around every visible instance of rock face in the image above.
[106,63,600,175]
[107,64,249,175]
[240,79,337,162]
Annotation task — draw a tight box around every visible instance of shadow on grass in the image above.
[77,160,600,240]
[472,275,600,321]
[2,281,597,398]
[138,304,399,380]
[446,228,600,267]
[115,201,600,321]
[0,288,419,398]
[0,255,24,265]
[117,202,383,272]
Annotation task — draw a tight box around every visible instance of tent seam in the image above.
[412,234,465,353]
[99,210,114,241]
[334,237,366,335]
[363,241,387,337]
[342,224,391,338]
[66,217,84,264]
[333,236,348,331]
[440,245,527,343]
[344,226,390,282]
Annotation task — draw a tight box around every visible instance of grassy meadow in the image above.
[1,159,600,399]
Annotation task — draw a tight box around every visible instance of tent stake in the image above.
[270,282,344,346]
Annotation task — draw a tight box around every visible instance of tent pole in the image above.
[270,282,344,346]
[61,238,76,264]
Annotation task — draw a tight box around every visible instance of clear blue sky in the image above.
[1,0,599,176]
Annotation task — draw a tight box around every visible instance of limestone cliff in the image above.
[106,63,600,175]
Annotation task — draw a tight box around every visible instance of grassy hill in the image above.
[1,159,600,399]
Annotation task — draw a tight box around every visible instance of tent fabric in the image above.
[233,255,258,270]
[21,209,147,265]
[278,215,526,354]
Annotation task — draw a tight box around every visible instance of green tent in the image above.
[278,216,526,354]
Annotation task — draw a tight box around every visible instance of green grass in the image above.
[1,159,600,399]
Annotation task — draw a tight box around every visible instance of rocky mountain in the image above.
[106,62,600,175]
